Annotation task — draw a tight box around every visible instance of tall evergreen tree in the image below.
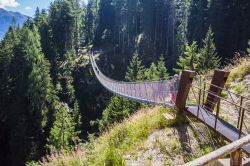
[125,52,145,81]
[0,26,58,164]
[47,102,79,151]
[175,0,192,56]
[34,7,40,23]
[49,0,82,57]
[0,26,20,165]
[145,63,159,80]
[95,0,115,46]
[175,41,200,73]
[94,96,139,131]
[157,55,169,79]
[198,26,220,71]
[187,0,208,44]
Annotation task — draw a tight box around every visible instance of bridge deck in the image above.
[186,105,250,155]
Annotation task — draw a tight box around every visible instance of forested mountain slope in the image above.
[0,8,28,40]
[1,0,250,165]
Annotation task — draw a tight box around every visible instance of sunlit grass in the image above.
[227,54,250,79]
[40,106,172,166]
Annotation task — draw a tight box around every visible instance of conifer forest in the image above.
[1,0,250,165]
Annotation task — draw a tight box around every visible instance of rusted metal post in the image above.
[204,69,230,112]
[230,150,242,166]
[175,70,196,113]
[239,108,245,139]
[197,88,202,117]
[237,96,244,129]
[202,81,206,106]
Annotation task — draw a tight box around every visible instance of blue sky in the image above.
[0,0,88,17]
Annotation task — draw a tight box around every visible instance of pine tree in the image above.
[145,63,159,80]
[49,0,83,57]
[157,55,169,80]
[34,7,40,23]
[175,41,200,73]
[175,0,192,56]
[19,27,58,160]
[125,52,145,81]
[0,26,59,163]
[94,96,139,131]
[187,0,208,44]
[198,26,220,71]
[47,102,79,151]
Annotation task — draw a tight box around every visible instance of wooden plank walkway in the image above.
[186,105,250,155]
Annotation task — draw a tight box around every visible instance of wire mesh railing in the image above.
[187,76,250,139]
[90,53,180,105]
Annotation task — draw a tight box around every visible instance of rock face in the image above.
[0,8,28,40]
[124,125,210,166]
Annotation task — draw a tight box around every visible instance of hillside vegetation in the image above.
[39,106,219,166]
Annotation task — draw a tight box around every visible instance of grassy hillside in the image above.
[38,106,219,166]
[36,54,250,166]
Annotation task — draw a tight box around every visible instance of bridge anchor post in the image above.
[205,69,230,112]
[175,70,196,113]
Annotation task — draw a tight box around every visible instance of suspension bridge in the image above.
[90,53,250,165]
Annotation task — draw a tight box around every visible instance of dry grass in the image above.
[226,53,250,79]
[38,148,86,166]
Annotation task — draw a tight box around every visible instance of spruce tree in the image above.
[95,96,139,131]
[0,26,59,163]
[125,52,145,81]
[47,102,79,151]
[145,63,159,80]
[198,26,220,71]
[34,7,40,23]
[19,27,57,160]
[175,41,200,73]
[157,55,169,80]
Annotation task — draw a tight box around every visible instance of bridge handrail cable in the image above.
[191,84,250,112]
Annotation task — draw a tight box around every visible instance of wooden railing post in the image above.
[231,150,242,166]
[205,69,230,112]
[175,70,196,113]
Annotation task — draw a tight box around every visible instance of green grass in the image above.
[170,138,180,150]
[233,82,245,94]
[40,106,218,166]
[41,106,172,166]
